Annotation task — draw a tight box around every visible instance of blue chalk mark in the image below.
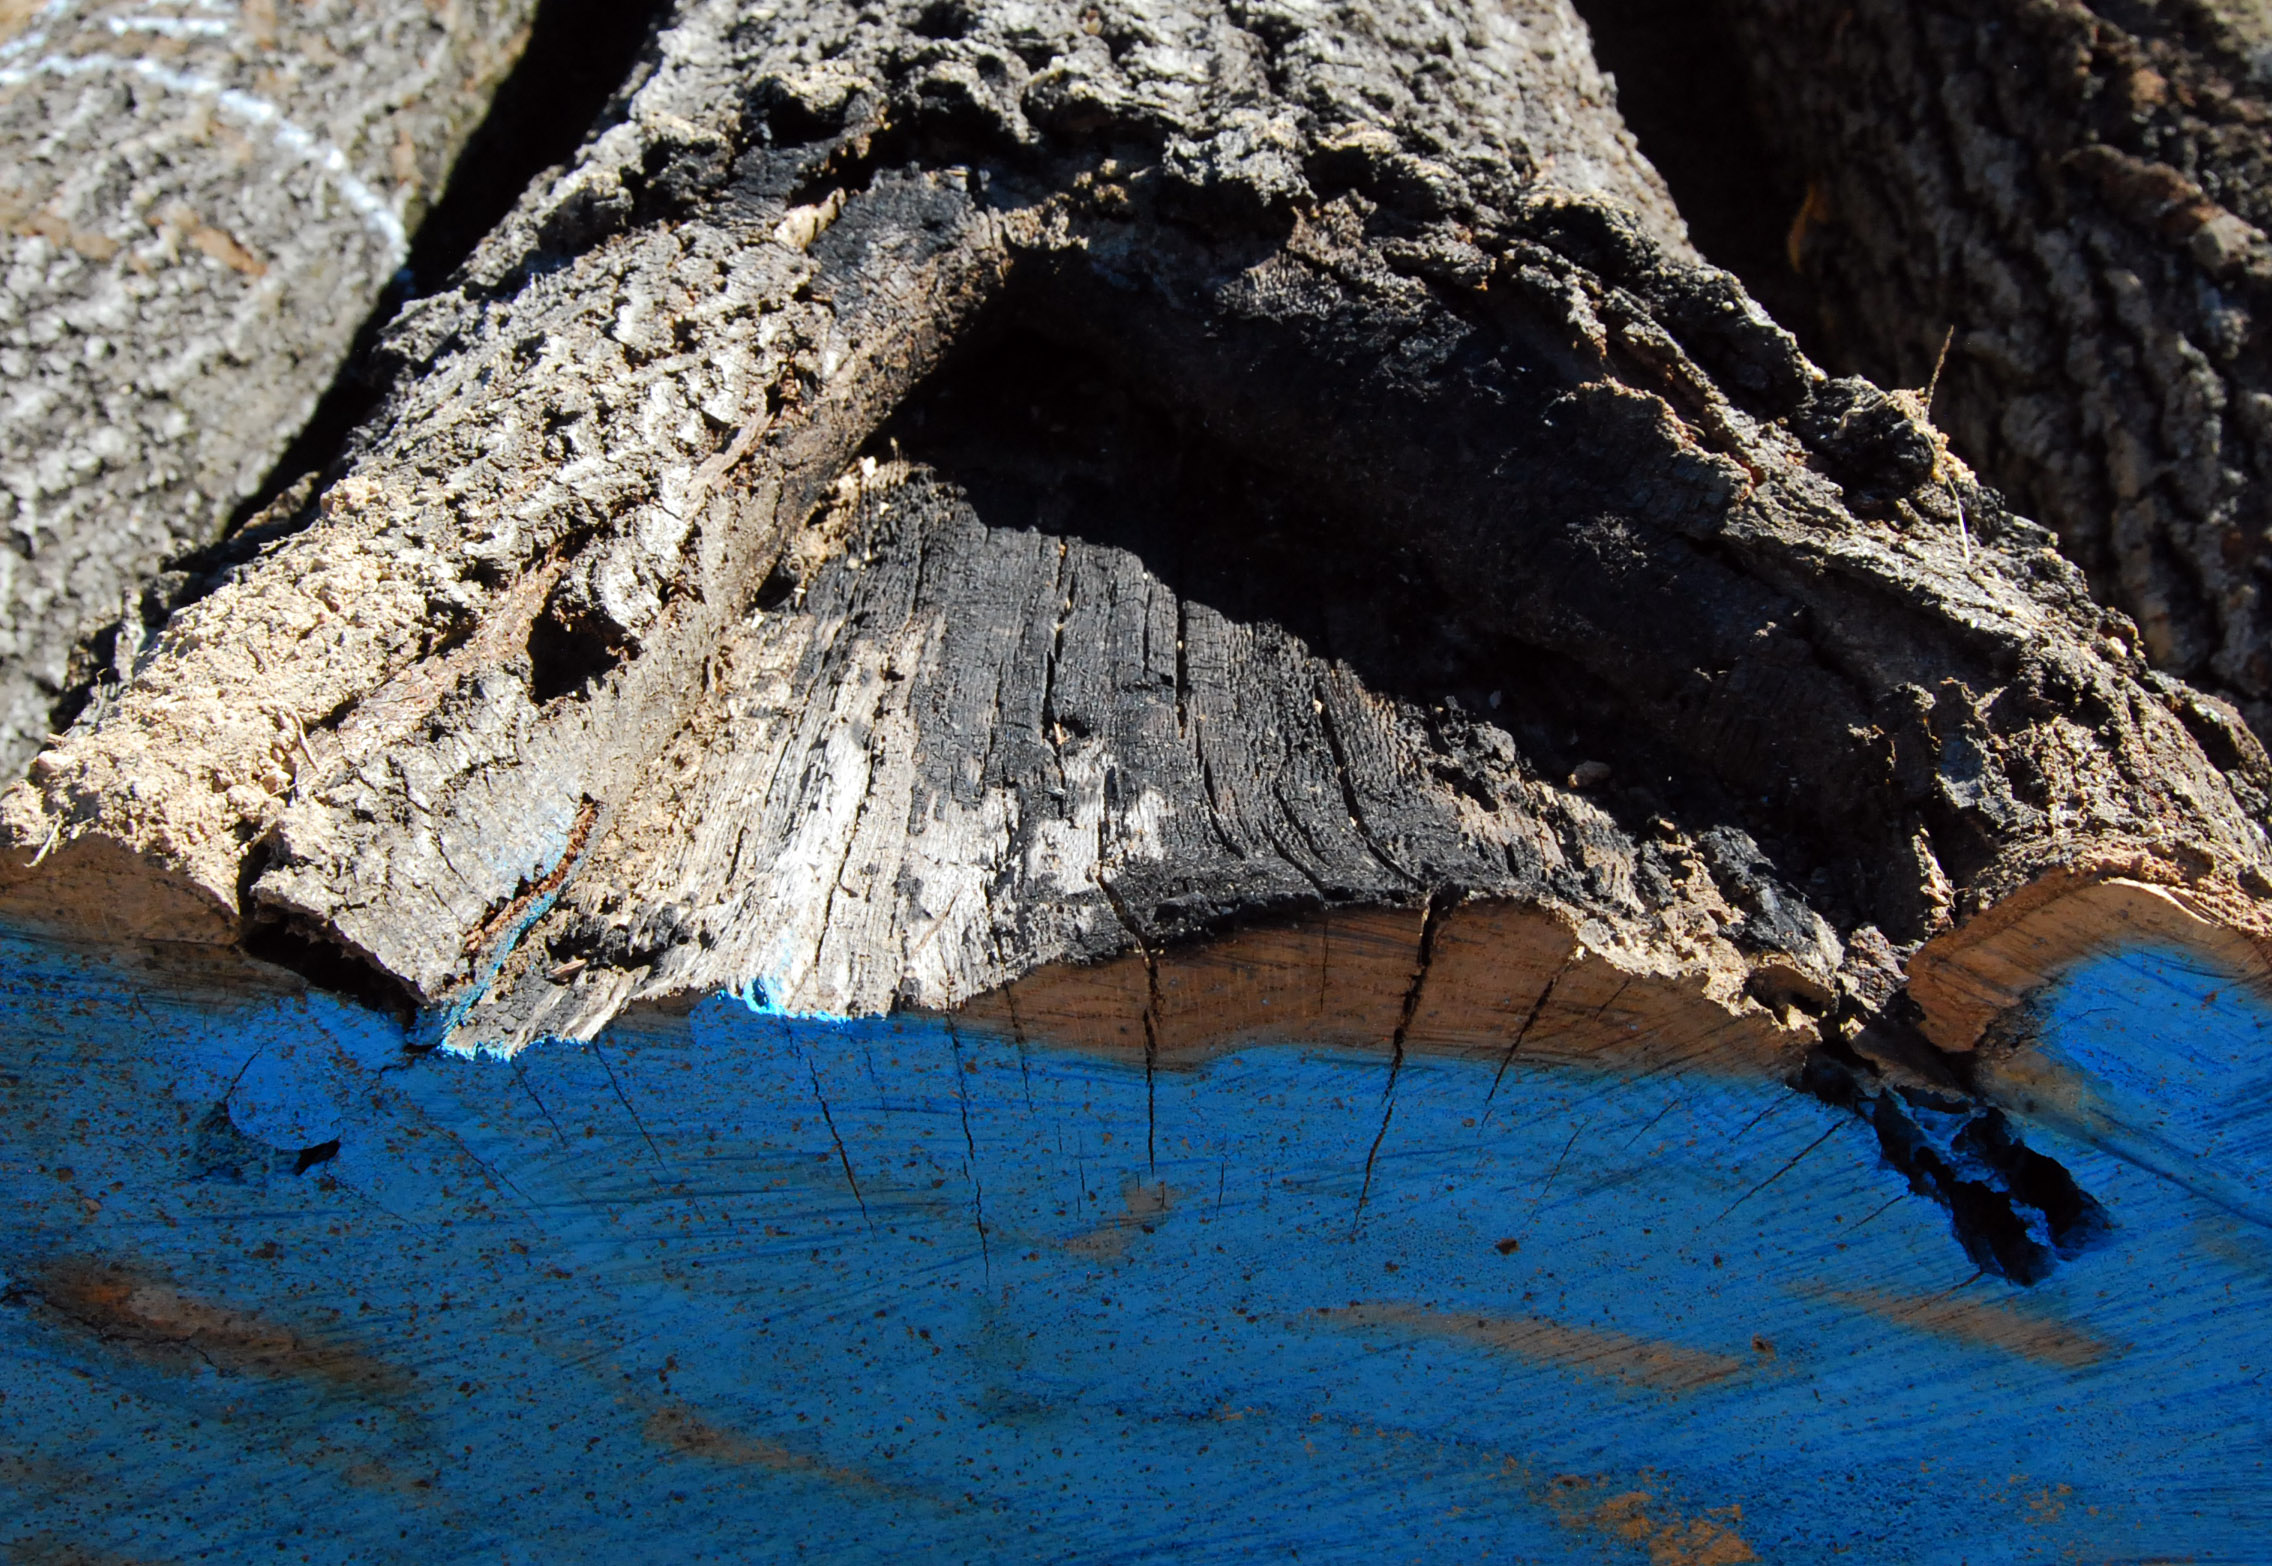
[421,801,603,1054]
[2,925,2270,1561]
[735,973,862,1024]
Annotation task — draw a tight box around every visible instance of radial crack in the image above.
[1095,864,1162,1174]
[803,1044,871,1233]
[1484,954,1571,1112]
[1352,896,1442,1231]
[948,1022,990,1281]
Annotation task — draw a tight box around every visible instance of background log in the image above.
[1716,0,2272,740]
[0,0,542,776]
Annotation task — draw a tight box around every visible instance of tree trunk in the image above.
[0,0,540,776]
[1717,0,2272,740]
[1,0,2267,1074]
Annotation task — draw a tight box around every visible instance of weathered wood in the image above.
[0,0,538,775]
[6,0,2272,1552]
[1716,0,2272,738]
[0,0,2265,1078]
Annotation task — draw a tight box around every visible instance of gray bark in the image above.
[1,0,2267,1065]
[0,0,538,775]
[1718,0,2272,739]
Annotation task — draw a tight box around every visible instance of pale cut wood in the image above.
[1908,867,2272,1051]
[958,899,1806,1075]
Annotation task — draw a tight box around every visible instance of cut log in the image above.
[1,0,2268,1070]
[1716,0,2272,738]
[1907,866,2272,1052]
[4,922,2267,1559]
[0,0,540,775]
[5,3,2272,1551]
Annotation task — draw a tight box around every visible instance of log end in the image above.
[0,819,239,949]
[953,899,1811,1077]
[1907,864,2272,1051]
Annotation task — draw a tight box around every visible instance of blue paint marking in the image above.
[1996,944,2272,1229]
[421,801,601,1053]
[2,927,2269,1561]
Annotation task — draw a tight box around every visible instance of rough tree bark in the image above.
[1,0,2267,1076]
[0,0,538,776]
[1718,0,2272,741]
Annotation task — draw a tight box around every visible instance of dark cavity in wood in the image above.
[1567,0,1823,349]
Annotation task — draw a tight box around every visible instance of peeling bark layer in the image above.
[1719,0,2272,738]
[1,0,2268,1060]
[0,0,538,775]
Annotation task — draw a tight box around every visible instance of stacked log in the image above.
[0,0,538,773]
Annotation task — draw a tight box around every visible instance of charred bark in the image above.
[1717,0,2272,740]
[1,0,2267,1068]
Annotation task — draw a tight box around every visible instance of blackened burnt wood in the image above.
[1,0,2267,1063]
[1719,0,2272,740]
[0,0,539,777]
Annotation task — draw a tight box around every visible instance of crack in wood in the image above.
[1486,954,1572,1113]
[804,1039,872,1234]
[947,1021,990,1281]
[1353,896,1443,1230]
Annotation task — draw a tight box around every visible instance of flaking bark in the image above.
[1,0,2267,1063]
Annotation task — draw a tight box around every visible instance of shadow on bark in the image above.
[1567,0,1824,359]
[875,320,1820,911]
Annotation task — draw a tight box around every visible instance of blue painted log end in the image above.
[0,925,2267,1562]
